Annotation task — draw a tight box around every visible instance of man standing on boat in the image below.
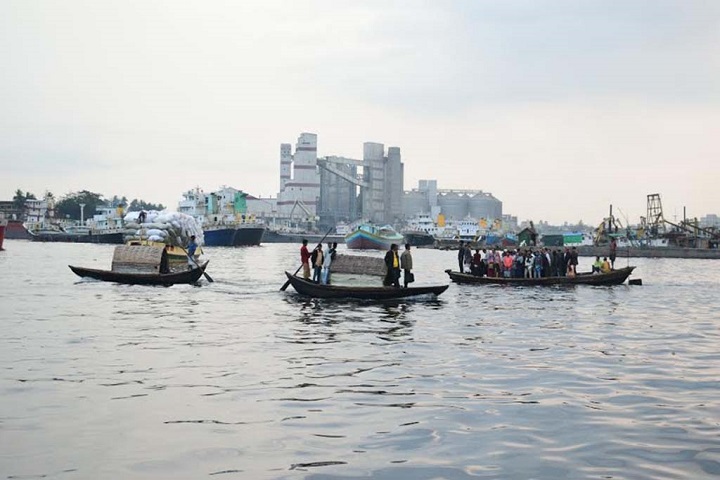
[186,235,198,270]
[300,239,311,280]
[384,243,401,287]
[457,241,466,273]
[311,244,323,283]
[609,237,617,269]
[321,242,334,284]
[401,243,414,287]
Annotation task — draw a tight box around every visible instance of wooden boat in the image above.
[69,263,208,285]
[69,244,209,286]
[285,272,449,299]
[446,266,635,286]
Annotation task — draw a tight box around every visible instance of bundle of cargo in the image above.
[124,211,204,247]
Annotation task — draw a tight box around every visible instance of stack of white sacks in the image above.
[124,211,204,246]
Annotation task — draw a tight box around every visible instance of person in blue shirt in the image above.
[186,235,198,270]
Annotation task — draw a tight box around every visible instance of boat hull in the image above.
[233,226,265,246]
[203,227,237,246]
[402,231,435,247]
[203,226,265,246]
[446,266,635,286]
[29,231,125,244]
[345,230,404,250]
[285,272,448,299]
[4,220,31,240]
[69,262,208,285]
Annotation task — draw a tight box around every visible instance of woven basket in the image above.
[111,245,165,273]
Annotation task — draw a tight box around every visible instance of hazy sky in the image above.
[2,0,719,224]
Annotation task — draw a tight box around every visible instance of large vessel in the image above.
[401,214,445,247]
[178,187,265,246]
[25,223,125,244]
[345,223,404,250]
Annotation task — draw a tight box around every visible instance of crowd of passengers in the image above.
[456,241,614,278]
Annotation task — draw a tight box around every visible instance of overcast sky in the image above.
[2,0,718,224]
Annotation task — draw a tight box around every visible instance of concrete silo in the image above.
[439,192,469,220]
[468,192,502,221]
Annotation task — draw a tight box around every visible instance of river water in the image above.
[1,240,719,479]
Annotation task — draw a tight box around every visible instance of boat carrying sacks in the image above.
[111,245,165,274]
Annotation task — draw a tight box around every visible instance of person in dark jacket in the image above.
[384,243,401,287]
[457,241,465,273]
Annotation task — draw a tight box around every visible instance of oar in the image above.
[179,244,215,283]
[280,227,335,291]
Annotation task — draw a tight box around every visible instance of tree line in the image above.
[12,188,165,221]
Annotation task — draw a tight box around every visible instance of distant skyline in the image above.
[2,1,719,224]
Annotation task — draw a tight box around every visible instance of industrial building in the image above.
[403,180,502,222]
[273,132,404,227]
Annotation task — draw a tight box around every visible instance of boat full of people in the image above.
[445,244,635,286]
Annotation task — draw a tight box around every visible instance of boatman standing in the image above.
[457,241,465,273]
[300,239,311,280]
[401,243,414,287]
[186,235,198,270]
[609,237,617,269]
[384,244,401,287]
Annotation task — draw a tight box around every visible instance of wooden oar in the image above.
[280,227,335,291]
[179,244,215,283]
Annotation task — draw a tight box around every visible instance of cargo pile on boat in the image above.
[124,211,204,246]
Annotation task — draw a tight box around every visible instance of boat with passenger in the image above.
[446,266,635,286]
[69,245,209,286]
[284,272,448,299]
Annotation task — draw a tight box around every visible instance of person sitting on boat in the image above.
[401,243,414,287]
[592,256,603,274]
[567,262,577,278]
[384,243,401,287]
[311,244,324,283]
[300,239,311,280]
[138,210,147,224]
[186,235,198,270]
[321,242,334,285]
[600,257,612,273]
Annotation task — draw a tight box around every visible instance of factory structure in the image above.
[247,132,503,229]
[271,132,404,227]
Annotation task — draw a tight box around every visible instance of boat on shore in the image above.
[446,266,635,286]
[345,224,404,250]
[284,272,449,299]
[69,245,209,286]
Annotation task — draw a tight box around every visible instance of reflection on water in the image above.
[1,241,720,479]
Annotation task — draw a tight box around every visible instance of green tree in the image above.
[127,198,165,211]
[13,189,25,210]
[55,190,105,221]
